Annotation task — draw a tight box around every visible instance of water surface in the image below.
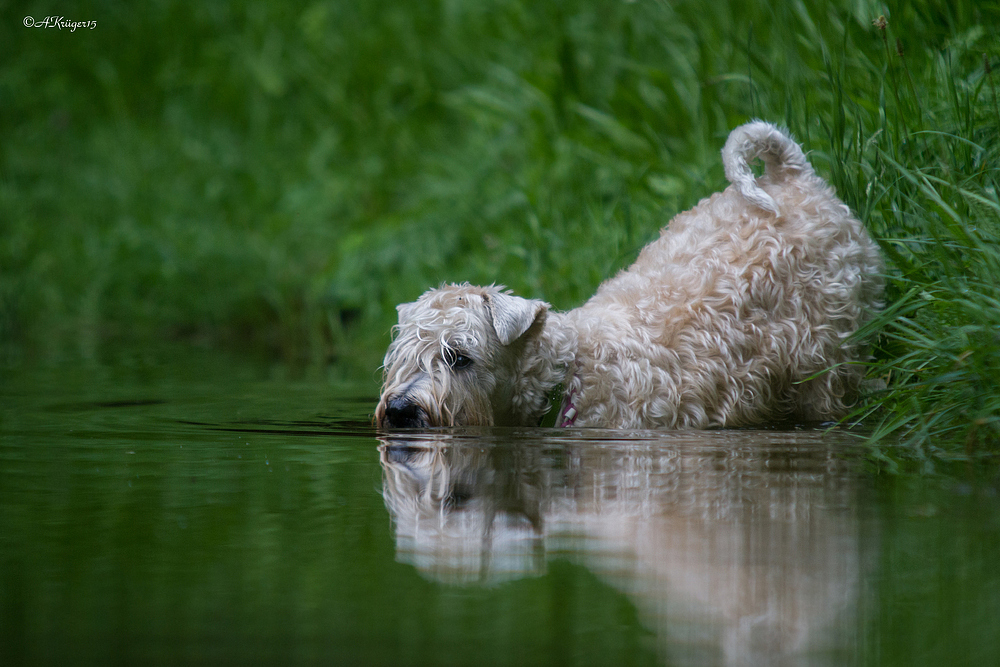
[1,348,998,666]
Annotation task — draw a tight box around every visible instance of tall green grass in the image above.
[2,1,998,457]
[822,13,1000,463]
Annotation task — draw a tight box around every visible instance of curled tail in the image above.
[721,121,813,215]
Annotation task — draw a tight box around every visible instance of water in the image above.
[2,347,999,666]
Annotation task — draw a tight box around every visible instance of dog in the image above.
[376,121,882,429]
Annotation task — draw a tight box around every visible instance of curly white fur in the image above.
[376,121,883,429]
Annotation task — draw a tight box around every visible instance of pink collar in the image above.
[556,386,578,427]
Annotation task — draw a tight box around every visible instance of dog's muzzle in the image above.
[381,395,430,429]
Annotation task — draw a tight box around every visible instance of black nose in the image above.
[384,397,429,428]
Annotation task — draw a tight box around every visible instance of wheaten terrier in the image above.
[376,121,882,429]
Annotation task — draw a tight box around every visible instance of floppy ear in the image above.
[485,292,548,346]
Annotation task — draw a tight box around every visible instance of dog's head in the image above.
[375,284,548,428]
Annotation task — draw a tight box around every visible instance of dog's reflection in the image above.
[379,432,866,666]
[380,439,547,584]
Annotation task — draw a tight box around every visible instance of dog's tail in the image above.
[722,121,813,215]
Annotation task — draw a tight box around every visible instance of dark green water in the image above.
[1,348,998,666]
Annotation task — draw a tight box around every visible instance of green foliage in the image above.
[2,0,999,457]
[824,9,1000,463]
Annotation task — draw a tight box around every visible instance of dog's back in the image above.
[568,122,883,427]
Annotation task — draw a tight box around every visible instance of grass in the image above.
[829,13,1000,466]
[2,0,999,460]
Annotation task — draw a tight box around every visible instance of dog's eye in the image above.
[444,349,474,370]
